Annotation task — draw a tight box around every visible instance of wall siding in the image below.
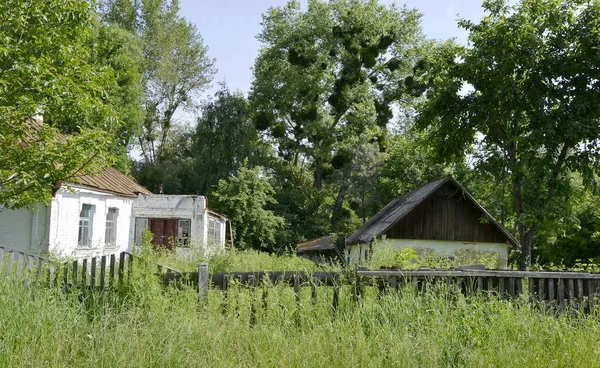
[384,183,509,245]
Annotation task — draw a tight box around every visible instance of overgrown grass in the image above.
[3,250,600,367]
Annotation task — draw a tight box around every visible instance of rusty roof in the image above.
[21,118,151,198]
[73,167,151,198]
[297,236,336,253]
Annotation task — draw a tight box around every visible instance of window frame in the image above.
[78,204,94,247]
[105,207,118,247]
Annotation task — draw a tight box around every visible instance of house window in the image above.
[134,217,149,244]
[105,208,118,247]
[207,217,221,245]
[78,204,94,247]
[178,219,191,247]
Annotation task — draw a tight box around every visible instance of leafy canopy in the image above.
[416,0,600,268]
[0,0,123,209]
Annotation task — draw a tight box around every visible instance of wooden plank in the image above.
[5,251,14,278]
[198,263,209,305]
[294,273,301,307]
[36,258,43,279]
[109,254,116,289]
[516,278,523,296]
[119,252,125,290]
[72,260,78,287]
[390,276,398,292]
[529,278,535,299]
[536,278,545,301]
[477,276,484,292]
[577,279,584,301]
[249,274,256,326]
[48,264,56,288]
[567,279,575,304]
[498,277,505,297]
[558,279,565,310]
[332,283,339,314]
[487,277,495,294]
[82,258,88,287]
[311,276,318,304]
[16,252,24,278]
[222,274,229,314]
[25,256,33,286]
[90,257,97,288]
[62,262,69,291]
[100,256,107,291]
[548,279,556,309]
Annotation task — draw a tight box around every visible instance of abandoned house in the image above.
[132,194,227,254]
[345,176,519,268]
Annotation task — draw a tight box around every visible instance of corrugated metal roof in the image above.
[345,176,520,248]
[74,167,151,198]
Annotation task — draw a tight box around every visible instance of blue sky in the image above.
[179,0,488,99]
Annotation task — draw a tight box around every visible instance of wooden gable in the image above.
[384,182,509,244]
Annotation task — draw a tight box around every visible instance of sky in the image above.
[179,0,489,100]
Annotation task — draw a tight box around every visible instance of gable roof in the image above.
[73,167,151,198]
[345,176,519,248]
[24,118,151,198]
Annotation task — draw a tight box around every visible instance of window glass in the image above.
[207,217,221,245]
[134,218,149,244]
[178,219,191,247]
[78,204,94,247]
[105,208,118,246]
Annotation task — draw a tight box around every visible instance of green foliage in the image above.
[0,0,126,209]
[102,0,216,165]
[416,0,600,269]
[192,85,268,194]
[251,0,428,231]
[4,265,600,366]
[211,163,285,252]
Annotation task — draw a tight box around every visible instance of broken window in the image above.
[178,219,191,247]
[78,204,94,247]
[134,217,149,244]
[207,217,222,245]
[105,208,118,247]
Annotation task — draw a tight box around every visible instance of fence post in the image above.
[198,263,209,306]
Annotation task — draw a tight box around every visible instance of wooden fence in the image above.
[193,266,600,313]
[0,245,181,291]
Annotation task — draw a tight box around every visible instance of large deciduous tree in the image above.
[0,0,124,209]
[192,86,266,195]
[102,0,216,164]
[250,0,426,232]
[416,0,600,269]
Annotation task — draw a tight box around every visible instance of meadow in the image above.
[2,248,600,367]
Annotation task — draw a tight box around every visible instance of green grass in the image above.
[2,250,600,367]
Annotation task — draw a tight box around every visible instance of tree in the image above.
[211,164,285,252]
[102,0,216,164]
[192,85,266,195]
[250,0,426,231]
[0,0,122,209]
[416,0,600,269]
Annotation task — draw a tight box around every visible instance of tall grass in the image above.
[2,250,600,367]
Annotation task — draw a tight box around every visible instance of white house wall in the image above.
[132,194,206,245]
[348,239,509,268]
[48,186,134,258]
[0,203,49,252]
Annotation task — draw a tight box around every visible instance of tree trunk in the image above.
[330,164,352,231]
[314,158,323,189]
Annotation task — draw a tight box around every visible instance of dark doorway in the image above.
[148,218,178,250]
